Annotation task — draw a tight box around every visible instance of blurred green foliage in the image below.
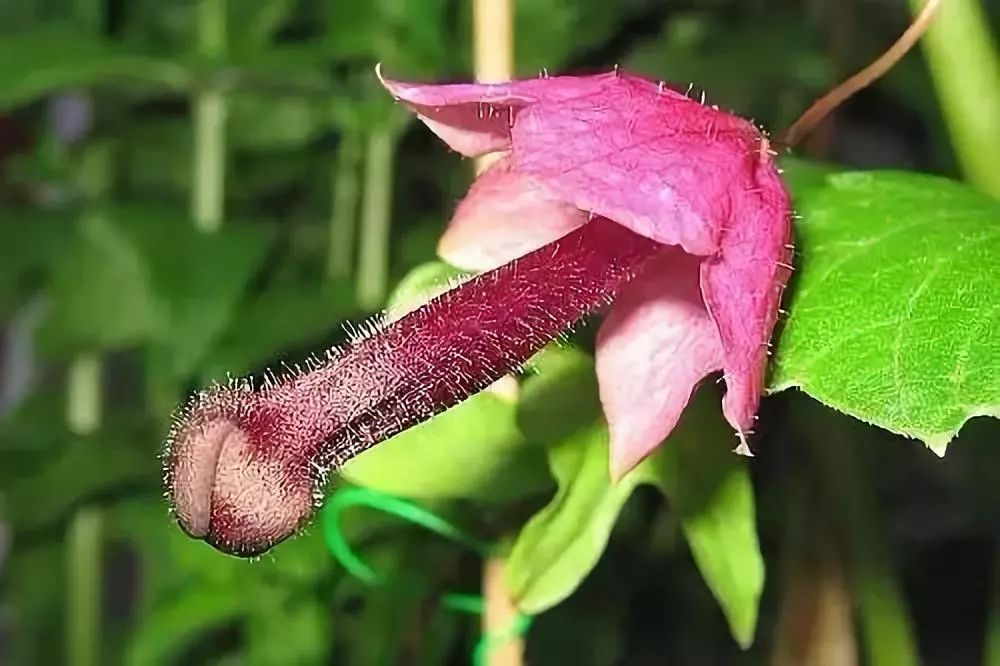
[1,0,999,665]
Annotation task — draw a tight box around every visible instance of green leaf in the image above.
[128,208,273,381]
[327,0,449,76]
[3,433,159,531]
[0,208,74,317]
[772,171,1000,453]
[228,92,330,151]
[39,212,162,352]
[204,273,355,379]
[624,10,829,128]
[341,262,549,501]
[227,0,299,48]
[382,261,468,322]
[517,344,602,445]
[0,26,190,109]
[246,585,330,666]
[341,390,549,501]
[125,584,246,666]
[513,0,628,75]
[505,423,641,614]
[637,388,764,648]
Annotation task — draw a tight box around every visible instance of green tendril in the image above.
[322,486,532,665]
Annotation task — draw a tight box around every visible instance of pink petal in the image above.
[701,163,792,438]
[438,156,588,271]
[377,67,658,158]
[510,72,761,256]
[596,247,724,480]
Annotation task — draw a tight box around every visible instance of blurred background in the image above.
[1,0,999,664]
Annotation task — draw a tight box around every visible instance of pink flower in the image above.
[379,67,793,478]
[165,68,791,558]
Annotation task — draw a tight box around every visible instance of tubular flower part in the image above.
[379,67,792,477]
[165,68,791,557]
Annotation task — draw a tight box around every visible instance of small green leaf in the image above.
[341,390,549,501]
[131,209,273,381]
[3,434,159,531]
[228,92,329,151]
[0,208,72,317]
[246,585,330,666]
[205,272,355,378]
[125,584,246,666]
[506,423,641,614]
[0,26,190,109]
[39,212,162,352]
[383,261,468,322]
[517,344,602,445]
[637,388,764,648]
[773,171,1000,453]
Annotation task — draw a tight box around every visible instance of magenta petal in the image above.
[701,167,792,437]
[377,68,639,158]
[511,73,761,256]
[596,247,724,479]
[439,156,588,271]
[378,66,528,156]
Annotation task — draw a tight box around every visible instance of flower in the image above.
[165,67,791,558]
[378,66,793,478]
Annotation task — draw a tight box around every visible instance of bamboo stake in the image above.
[473,0,514,175]
[472,1,522,665]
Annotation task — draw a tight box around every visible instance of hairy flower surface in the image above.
[166,68,791,556]
[379,68,793,476]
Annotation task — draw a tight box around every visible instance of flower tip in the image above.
[608,449,642,485]
[166,405,316,557]
[436,234,486,272]
[732,431,755,457]
[374,62,404,100]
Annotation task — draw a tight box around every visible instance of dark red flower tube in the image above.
[166,217,661,556]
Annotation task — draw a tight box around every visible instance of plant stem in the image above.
[482,556,524,666]
[355,127,396,309]
[327,131,362,279]
[68,141,111,436]
[794,401,920,666]
[66,507,102,666]
[67,353,102,436]
[771,528,858,666]
[473,6,520,664]
[473,0,514,175]
[984,549,1000,666]
[909,0,1000,198]
[192,0,227,232]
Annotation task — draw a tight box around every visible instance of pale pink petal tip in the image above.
[598,249,724,480]
[375,65,526,157]
[732,431,755,457]
[438,157,588,271]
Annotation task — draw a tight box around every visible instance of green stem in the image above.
[71,0,103,34]
[67,353,102,436]
[909,0,1000,198]
[192,0,227,232]
[327,131,363,279]
[64,139,111,666]
[849,498,920,666]
[356,127,397,309]
[66,507,103,666]
[67,141,111,435]
[985,550,1000,666]
[802,403,920,666]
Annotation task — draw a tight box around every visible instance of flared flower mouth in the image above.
[378,66,793,475]
[165,67,791,556]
